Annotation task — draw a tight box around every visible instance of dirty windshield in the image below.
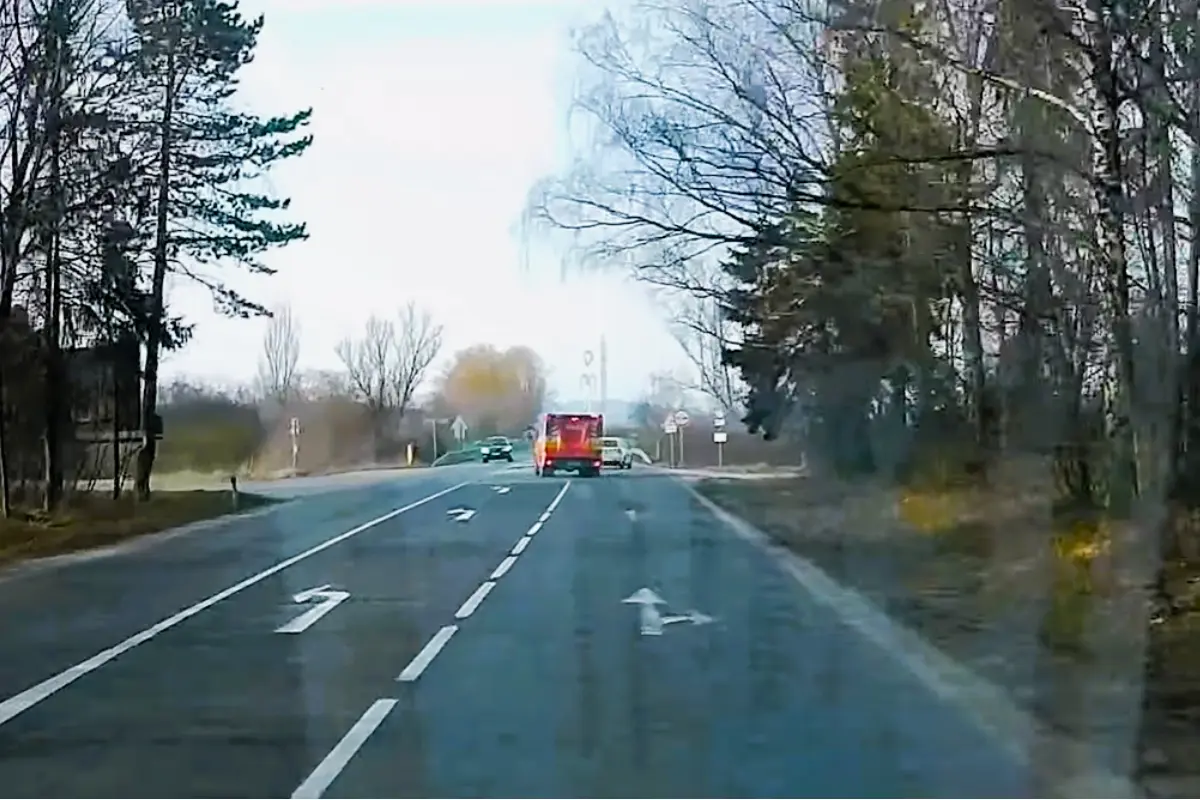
[0,0,1190,797]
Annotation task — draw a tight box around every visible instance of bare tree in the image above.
[337,315,396,417]
[393,301,444,419]
[665,276,745,414]
[258,303,300,406]
[336,303,443,441]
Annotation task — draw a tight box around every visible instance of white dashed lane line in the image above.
[490,556,517,580]
[398,482,571,681]
[454,581,496,619]
[293,481,575,798]
[291,699,398,799]
[397,478,571,681]
[397,625,457,683]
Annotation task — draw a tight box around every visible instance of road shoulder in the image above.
[0,490,281,578]
[688,473,1138,797]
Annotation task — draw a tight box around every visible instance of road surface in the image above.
[0,460,1064,797]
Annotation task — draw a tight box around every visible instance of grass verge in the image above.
[0,490,278,568]
[695,461,1200,796]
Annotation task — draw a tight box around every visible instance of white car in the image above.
[599,436,633,470]
[480,436,514,463]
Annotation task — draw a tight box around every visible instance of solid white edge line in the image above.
[291,698,397,799]
[490,556,518,580]
[0,480,471,728]
[511,536,531,555]
[454,581,496,619]
[397,624,458,682]
[683,482,1139,797]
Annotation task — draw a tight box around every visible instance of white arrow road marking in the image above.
[623,587,667,636]
[661,610,715,627]
[622,588,713,636]
[492,486,511,494]
[446,508,476,522]
[275,585,351,634]
[623,587,666,605]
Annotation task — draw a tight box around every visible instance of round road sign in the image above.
[674,410,690,427]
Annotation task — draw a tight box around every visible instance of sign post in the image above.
[673,410,690,466]
[289,417,301,471]
[713,412,726,467]
[451,415,468,444]
[663,418,677,467]
[428,418,440,463]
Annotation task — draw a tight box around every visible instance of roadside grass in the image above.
[0,489,278,568]
[695,461,1200,795]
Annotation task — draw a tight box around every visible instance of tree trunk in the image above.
[111,374,122,501]
[42,41,64,512]
[1087,3,1137,512]
[135,55,177,501]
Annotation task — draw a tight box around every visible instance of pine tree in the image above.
[122,0,312,497]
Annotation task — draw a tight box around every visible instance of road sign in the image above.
[450,415,468,440]
[289,417,300,436]
[714,413,726,428]
[275,585,350,634]
[674,410,690,427]
[713,431,728,443]
[622,587,713,636]
[664,419,678,434]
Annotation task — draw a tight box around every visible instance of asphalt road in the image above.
[0,459,1074,797]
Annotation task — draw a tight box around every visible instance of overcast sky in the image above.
[157,0,691,402]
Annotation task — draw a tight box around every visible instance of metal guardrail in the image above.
[431,441,532,468]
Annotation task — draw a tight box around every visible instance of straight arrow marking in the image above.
[622,588,713,636]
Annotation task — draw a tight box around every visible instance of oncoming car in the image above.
[480,436,514,463]
[599,436,633,470]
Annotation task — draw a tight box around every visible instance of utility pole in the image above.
[599,335,608,418]
[582,348,596,413]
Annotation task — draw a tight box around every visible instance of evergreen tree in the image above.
[122,0,312,497]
